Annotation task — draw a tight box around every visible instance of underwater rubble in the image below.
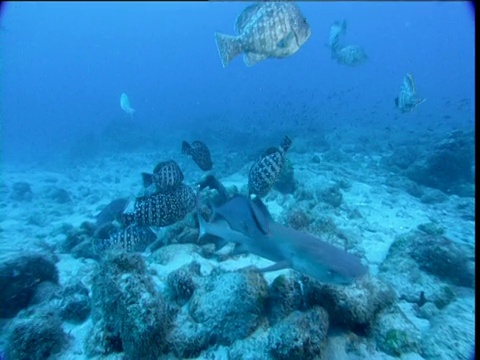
[0,133,475,360]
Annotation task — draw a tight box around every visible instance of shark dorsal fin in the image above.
[248,195,272,235]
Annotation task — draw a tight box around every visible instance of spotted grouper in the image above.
[124,183,196,227]
[214,1,311,67]
[141,160,184,194]
[182,140,213,171]
[248,135,292,197]
[93,224,157,254]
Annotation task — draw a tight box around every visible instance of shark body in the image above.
[197,194,368,285]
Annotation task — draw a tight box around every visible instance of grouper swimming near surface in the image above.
[197,192,368,285]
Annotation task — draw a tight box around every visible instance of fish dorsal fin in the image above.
[234,2,263,34]
[248,195,272,235]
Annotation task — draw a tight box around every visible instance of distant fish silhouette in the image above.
[120,93,135,118]
[394,73,426,113]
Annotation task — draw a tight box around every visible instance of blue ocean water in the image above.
[0,2,475,164]
[0,2,475,360]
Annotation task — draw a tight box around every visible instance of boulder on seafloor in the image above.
[188,269,268,345]
[46,186,72,204]
[317,184,343,208]
[303,276,396,332]
[166,268,269,358]
[60,278,91,323]
[167,262,201,306]
[286,208,312,231]
[266,273,305,325]
[87,252,173,359]
[379,231,469,313]
[420,297,475,359]
[409,234,474,288]
[5,309,66,360]
[382,145,420,170]
[166,307,210,359]
[229,327,271,360]
[268,306,329,360]
[0,253,59,318]
[10,182,33,201]
[406,130,474,196]
[60,222,98,259]
[372,306,422,357]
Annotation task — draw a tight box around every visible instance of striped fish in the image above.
[248,135,292,197]
[141,160,184,194]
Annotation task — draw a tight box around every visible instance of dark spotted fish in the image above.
[141,160,184,193]
[182,140,213,171]
[214,2,311,68]
[125,183,196,227]
[248,135,292,197]
[93,224,156,254]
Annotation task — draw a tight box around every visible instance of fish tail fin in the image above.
[142,172,154,188]
[214,32,242,68]
[280,135,293,153]
[181,141,192,155]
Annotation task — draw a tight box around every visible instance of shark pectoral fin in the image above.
[249,195,273,235]
[248,200,269,235]
[257,260,292,273]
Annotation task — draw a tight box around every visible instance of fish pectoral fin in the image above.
[257,260,292,273]
[243,52,268,67]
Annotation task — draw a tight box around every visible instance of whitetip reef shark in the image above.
[197,193,368,285]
